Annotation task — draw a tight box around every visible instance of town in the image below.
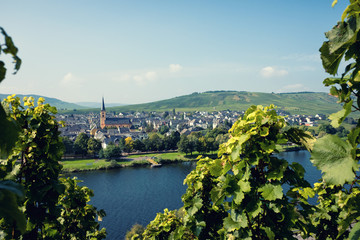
[56,98,335,157]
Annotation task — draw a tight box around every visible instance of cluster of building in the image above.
[56,98,326,148]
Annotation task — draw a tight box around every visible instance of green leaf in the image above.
[234,191,244,204]
[267,159,288,181]
[0,183,26,233]
[320,41,347,75]
[230,134,250,161]
[311,135,357,185]
[290,162,305,178]
[238,180,251,193]
[260,127,269,137]
[247,200,262,218]
[258,184,283,201]
[187,196,203,216]
[0,180,24,198]
[209,158,223,177]
[262,226,275,240]
[0,61,6,83]
[223,216,242,232]
[326,17,360,54]
[348,127,360,147]
[328,100,353,128]
[349,221,360,240]
[0,105,19,158]
[224,210,248,231]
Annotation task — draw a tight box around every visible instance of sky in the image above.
[0,1,349,104]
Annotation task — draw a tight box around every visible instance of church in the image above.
[100,97,132,129]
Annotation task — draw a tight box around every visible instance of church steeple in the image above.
[101,96,106,111]
[100,96,106,129]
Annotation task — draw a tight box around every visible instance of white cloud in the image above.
[276,84,310,93]
[260,66,288,78]
[169,64,183,73]
[132,71,158,86]
[119,74,131,82]
[61,73,74,85]
[60,72,84,87]
[145,71,157,81]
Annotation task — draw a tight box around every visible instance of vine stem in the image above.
[349,175,360,192]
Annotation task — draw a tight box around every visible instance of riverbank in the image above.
[60,151,206,173]
[60,146,304,173]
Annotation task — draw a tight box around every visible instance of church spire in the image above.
[101,96,105,111]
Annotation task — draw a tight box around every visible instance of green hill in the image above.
[9,91,342,115]
[105,91,341,115]
[0,94,87,110]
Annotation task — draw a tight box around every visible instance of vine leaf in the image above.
[258,184,283,201]
[349,221,360,240]
[328,100,353,128]
[223,210,247,231]
[0,105,19,158]
[320,16,360,75]
[0,181,25,233]
[311,135,357,185]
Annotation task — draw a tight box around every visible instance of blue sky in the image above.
[0,1,348,104]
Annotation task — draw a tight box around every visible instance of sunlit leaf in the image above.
[329,100,353,128]
[258,184,283,201]
[311,135,357,185]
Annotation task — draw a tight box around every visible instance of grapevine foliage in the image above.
[309,0,360,238]
[141,1,360,239]
[0,27,25,236]
[0,96,106,239]
[143,105,314,239]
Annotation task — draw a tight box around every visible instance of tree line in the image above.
[62,125,230,159]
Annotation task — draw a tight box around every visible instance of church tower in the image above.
[100,97,106,129]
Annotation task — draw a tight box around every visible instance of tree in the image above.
[145,122,154,133]
[1,96,106,239]
[124,136,134,153]
[318,123,336,134]
[196,136,207,154]
[74,132,89,157]
[177,134,198,156]
[87,137,102,157]
[158,124,170,135]
[146,133,163,151]
[133,139,145,152]
[62,136,74,155]
[103,144,122,159]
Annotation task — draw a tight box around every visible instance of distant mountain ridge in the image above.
[105,91,342,115]
[1,91,343,115]
[0,94,87,110]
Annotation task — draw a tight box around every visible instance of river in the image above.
[68,150,321,240]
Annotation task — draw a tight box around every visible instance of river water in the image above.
[68,150,321,240]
